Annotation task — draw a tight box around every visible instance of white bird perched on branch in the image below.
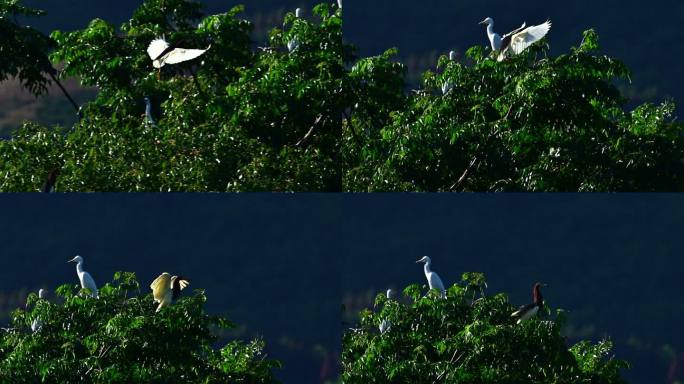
[30,289,47,332]
[379,289,394,334]
[442,50,458,95]
[479,17,551,62]
[68,255,98,298]
[416,256,446,296]
[147,38,211,69]
[150,272,190,312]
[288,8,303,53]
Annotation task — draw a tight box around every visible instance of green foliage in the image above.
[0,272,279,383]
[342,275,629,383]
[0,0,54,95]
[343,29,684,191]
[0,0,344,191]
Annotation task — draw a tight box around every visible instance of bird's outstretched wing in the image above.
[508,21,551,55]
[163,47,210,65]
[503,22,527,39]
[147,39,170,61]
[511,303,536,317]
[171,276,190,301]
[151,273,171,302]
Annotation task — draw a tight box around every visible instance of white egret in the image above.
[150,272,190,312]
[441,51,458,95]
[144,96,158,129]
[416,256,446,296]
[379,318,391,334]
[442,81,454,96]
[288,8,303,53]
[287,38,300,53]
[147,38,211,69]
[386,289,394,300]
[68,255,98,298]
[511,283,548,324]
[31,289,47,332]
[479,18,551,62]
[379,289,394,334]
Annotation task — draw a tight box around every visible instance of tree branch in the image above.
[449,156,479,191]
[296,115,325,147]
[47,70,80,114]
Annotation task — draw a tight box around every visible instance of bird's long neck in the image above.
[487,23,496,40]
[533,286,543,306]
[423,261,431,276]
[75,261,84,275]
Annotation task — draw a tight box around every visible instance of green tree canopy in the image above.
[343,30,684,191]
[0,0,344,191]
[0,272,279,383]
[342,274,628,383]
[0,0,54,95]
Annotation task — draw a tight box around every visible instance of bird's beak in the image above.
[479,20,487,25]
[415,259,422,263]
[67,257,76,263]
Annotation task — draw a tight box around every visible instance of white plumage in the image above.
[147,38,210,69]
[288,8,303,53]
[150,272,190,312]
[379,318,391,334]
[416,256,446,296]
[511,305,539,323]
[442,81,454,96]
[442,51,457,95]
[31,289,47,332]
[479,17,551,61]
[511,283,547,324]
[68,255,98,298]
[379,289,394,334]
[287,37,300,53]
[386,289,394,300]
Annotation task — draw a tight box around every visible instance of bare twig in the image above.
[432,350,465,384]
[48,70,80,114]
[296,115,325,147]
[449,156,479,191]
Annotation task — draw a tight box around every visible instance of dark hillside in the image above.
[1,0,326,136]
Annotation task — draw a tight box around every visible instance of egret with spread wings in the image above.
[147,38,210,69]
[479,18,551,61]
[150,272,190,312]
